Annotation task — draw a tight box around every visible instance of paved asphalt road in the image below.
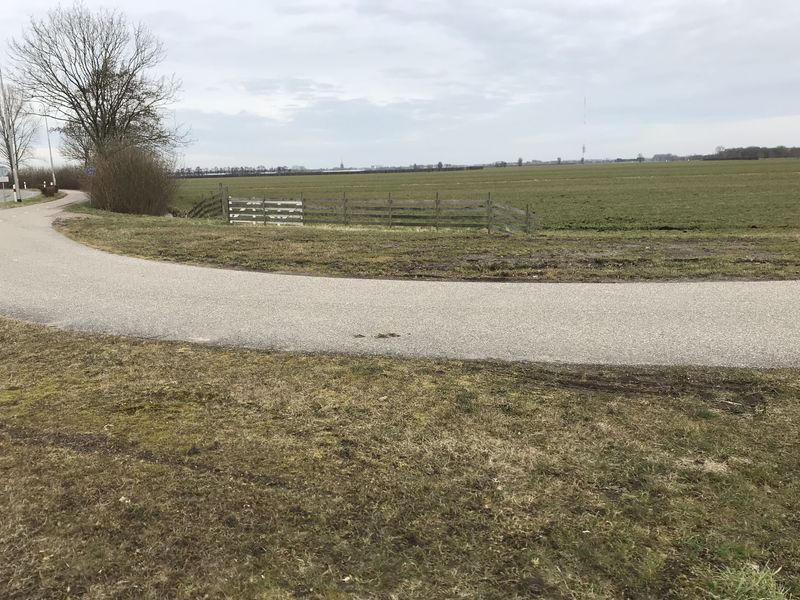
[1,191,798,367]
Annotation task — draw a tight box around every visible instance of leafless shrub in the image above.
[86,145,176,215]
[19,165,83,190]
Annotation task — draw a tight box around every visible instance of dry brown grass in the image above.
[56,208,800,282]
[1,318,799,598]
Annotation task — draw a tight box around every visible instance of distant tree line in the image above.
[651,146,800,162]
[176,145,800,181]
[18,164,83,190]
[175,165,485,178]
[704,146,800,160]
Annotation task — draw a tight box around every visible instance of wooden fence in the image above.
[186,189,226,219]
[228,198,303,225]
[227,194,533,234]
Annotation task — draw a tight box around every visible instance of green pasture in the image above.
[175,159,800,230]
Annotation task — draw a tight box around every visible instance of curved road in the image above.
[1,192,798,367]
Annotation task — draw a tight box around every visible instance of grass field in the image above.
[1,317,799,599]
[174,160,800,230]
[56,159,800,281]
[57,210,800,282]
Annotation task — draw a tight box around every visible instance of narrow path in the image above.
[1,191,798,367]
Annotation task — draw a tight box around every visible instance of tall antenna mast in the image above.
[581,96,587,165]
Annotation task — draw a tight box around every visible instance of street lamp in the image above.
[23,105,58,188]
[40,107,56,187]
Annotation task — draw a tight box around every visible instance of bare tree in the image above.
[9,3,184,163]
[0,83,38,172]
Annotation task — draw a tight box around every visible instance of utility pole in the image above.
[581,96,587,165]
[0,66,22,201]
[43,112,56,187]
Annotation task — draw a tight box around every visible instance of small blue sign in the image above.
[85,166,96,176]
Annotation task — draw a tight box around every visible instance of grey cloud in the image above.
[242,78,341,98]
[273,0,352,16]
[5,0,800,168]
[292,23,348,35]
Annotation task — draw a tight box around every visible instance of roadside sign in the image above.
[85,166,96,176]
[0,176,8,183]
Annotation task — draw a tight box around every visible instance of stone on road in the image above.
[1,192,798,368]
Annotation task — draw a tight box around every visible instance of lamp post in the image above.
[42,108,56,187]
[22,106,59,188]
[0,65,22,202]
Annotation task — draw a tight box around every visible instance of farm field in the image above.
[57,159,800,282]
[1,317,799,599]
[174,159,800,230]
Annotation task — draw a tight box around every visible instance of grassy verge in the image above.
[56,208,800,282]
[0,191,67,209]
[1,317,799,598]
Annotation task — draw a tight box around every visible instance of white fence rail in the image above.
[228,199,303,226]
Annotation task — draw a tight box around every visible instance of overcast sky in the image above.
[3,0,800,169]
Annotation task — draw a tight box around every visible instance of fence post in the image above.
[435,192,440,230]
[388,192,393,228]
[262,197,267,225]
[300,191,305,226]
[525,204,532,235]
[486,192,493,234]
[343,191,349,226]
[219,183,224,221]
